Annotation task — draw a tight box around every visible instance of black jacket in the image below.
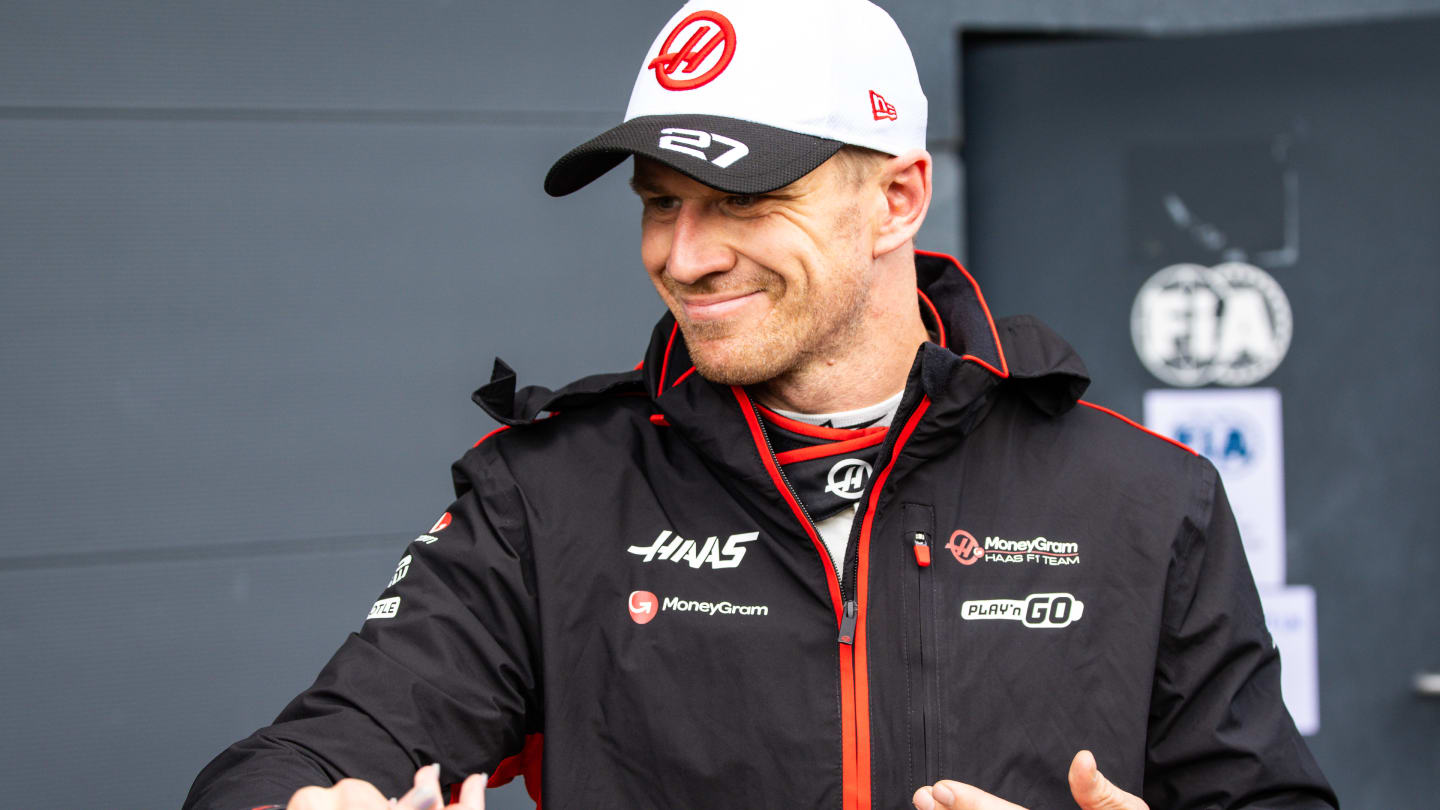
[184,252,1337,810]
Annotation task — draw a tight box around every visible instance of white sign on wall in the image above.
[1144,387,1286,587]
[1260,585,1321,736]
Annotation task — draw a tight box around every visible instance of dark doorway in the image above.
[962,18,1440,807]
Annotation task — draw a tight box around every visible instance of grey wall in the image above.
[4,2,1438,808]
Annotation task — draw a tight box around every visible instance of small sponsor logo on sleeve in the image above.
[387,555,412,588]
[430,512,453,533]
[367,596,401,621]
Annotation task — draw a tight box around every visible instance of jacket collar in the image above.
[471,251,1090,536]
[474,251,1088,429]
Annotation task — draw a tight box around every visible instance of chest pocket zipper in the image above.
[903,503,940,787]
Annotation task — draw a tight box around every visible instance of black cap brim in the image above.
[544,114,844,197]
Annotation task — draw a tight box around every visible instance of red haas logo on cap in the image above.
[649,10,737,90]
[870,90,897,121]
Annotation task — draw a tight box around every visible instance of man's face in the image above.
[631,156,879,387]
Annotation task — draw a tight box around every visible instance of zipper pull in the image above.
[912,530,932,567]
[838,599,858,645]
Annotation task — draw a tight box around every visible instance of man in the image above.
[184,1,1337,808]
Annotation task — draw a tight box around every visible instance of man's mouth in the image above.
[678,290,766,322]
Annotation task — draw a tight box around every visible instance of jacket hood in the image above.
[473,251,1087,426]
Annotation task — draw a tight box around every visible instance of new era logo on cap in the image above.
[870,90,897,121]
[544,0,928,197]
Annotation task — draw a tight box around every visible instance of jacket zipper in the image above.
[749,397,883,640]
[738,388,932,810]
[904,505,939,788]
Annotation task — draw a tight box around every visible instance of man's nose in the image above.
[664,204,734,285]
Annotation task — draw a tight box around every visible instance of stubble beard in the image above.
[673,255,873,388]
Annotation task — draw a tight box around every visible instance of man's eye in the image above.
[726,195,760,208]
[645,196,680,212]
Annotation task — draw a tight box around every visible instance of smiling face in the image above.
[632,155,882,388]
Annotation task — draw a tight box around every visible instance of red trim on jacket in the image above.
[850,397,931,809]
[755,403,889,441]
[670,365,697,389]
[473,424,512,448]
[731,389,843,620]
[775,432,887,465]
[915,250,1010,378]
[1078,400,1198,456]
[917,288,947,349]
[657,321,680,395]
[484,733,544,806]
[840,638,859,810]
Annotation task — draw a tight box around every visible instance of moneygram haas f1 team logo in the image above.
[649,10,737,90]
[946,530,984,565]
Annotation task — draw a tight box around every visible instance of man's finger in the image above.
[397,763,444,810]
[913,779,1028,810]
[449,772,488,810]
[1068,750,1149,810]
[286,778,389,809]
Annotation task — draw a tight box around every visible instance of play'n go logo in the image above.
[962,593,1085,629]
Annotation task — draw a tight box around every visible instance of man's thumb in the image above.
[1068,750,1148,810]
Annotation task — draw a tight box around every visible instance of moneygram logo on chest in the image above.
[627,529,759,570]
[946,530,1081,567]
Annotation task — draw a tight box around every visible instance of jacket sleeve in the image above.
[1143,462,1338,808]
[182,444,541,810]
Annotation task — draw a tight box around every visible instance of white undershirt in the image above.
[770,391,903,575]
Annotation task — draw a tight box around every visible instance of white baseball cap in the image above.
[544,0,928,196]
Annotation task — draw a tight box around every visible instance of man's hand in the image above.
[912,750,1148,810]
[286,764,487,810]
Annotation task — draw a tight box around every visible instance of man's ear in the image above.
[873,149,932,257]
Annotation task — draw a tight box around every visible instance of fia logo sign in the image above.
[1131,262,1292,387]
[1173,415,1258,473]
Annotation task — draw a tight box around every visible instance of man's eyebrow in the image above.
[629,176,665,195]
